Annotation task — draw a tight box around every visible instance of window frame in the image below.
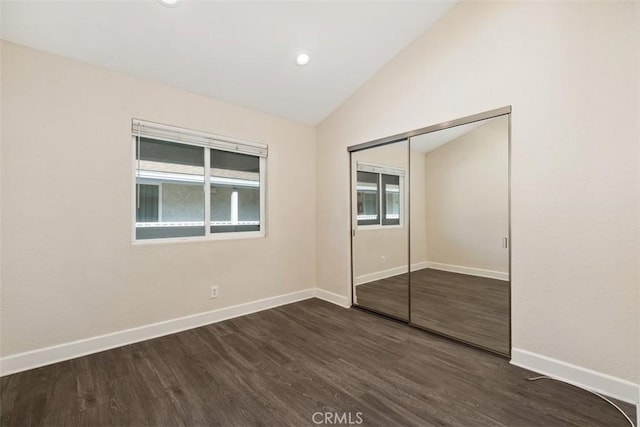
[131,121,267,245]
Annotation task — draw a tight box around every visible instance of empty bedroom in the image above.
[1,1,639,426]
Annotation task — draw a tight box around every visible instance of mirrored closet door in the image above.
[351,140,409,320]
[349,107,511,357]
[409,114,510,356]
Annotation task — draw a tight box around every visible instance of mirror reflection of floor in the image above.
[410,268,510,355]
[355,268,510,355]
[355,274,409,320]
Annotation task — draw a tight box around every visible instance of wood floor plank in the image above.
[1,298,634,426]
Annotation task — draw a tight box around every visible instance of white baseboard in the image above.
[511,348,639,406]
[425,261,509,281]
[0,287,347,377]
[313,288,350,308]
[410,261,429,272]
[355,262,429,286]
[354,265,406,286]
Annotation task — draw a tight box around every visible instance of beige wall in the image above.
[316,1,639,383]
[423,116,509,275]
[0,41,317,356]
[351,142,408,281]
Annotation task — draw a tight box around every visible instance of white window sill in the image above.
[132,230,265,245]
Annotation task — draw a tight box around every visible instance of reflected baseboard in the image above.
[354,266,406,286]
[410,261,429,272]
[425,262,509,281]
[354,262,428,286]
[354,261,509,285]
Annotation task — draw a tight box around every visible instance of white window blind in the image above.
[132,119,268,158]
[356,161,405,176]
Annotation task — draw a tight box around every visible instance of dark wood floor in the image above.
[355,274,409,320]
[1,299,635,426]
[410,268,510,356]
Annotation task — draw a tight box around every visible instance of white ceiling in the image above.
[0,1,457,125]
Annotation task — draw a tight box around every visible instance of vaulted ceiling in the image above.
[1,1,457,124]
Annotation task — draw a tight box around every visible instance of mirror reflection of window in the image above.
[356,171,402,227]
[382,174,400,225]
[356,171,379,225]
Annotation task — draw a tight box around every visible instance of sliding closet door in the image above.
[409,115,510,355]
[351,140,409,321]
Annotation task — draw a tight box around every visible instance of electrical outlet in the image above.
[381,255,386,263]
[210,285,219,299]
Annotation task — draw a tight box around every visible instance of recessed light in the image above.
[158,0,181,7]
[295,51,311,66]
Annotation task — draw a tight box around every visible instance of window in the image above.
[133,119,267,242]
[210,149,260,233]
[356,163,404,227]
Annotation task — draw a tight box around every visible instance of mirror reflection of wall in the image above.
[409,115,510,355]
[351,140,409,320]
